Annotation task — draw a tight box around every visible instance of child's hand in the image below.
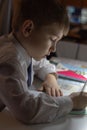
[70,92,87,110]
[37,74,63,97]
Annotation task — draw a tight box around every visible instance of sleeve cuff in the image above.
[56,96,73,117]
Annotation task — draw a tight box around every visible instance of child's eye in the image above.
[51,39,55,42]
[50,35,58,43]
[50,38,58,44]
[50,38,56,42]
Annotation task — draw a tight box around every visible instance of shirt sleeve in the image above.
[0,62,73,124]
[33,58,57,80]
[0,45,73,124]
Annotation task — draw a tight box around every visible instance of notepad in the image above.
[56,63,87,82]
[58,78,87,115]
[57,70,87,82]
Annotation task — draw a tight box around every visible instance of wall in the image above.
[56,40,87,61]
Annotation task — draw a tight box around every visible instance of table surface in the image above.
[0,57,87,130]
[0,108,87,130]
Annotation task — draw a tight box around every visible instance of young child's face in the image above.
[25,23,64,61]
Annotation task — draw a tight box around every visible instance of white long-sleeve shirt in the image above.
[0,33,73,124]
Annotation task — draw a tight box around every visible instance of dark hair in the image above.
[12,0,69,35]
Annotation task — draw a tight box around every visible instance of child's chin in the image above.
[33,56,46,61]
[33,57,42,61]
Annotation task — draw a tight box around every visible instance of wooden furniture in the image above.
[61,0,87,8]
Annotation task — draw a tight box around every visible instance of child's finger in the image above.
[51,88,56,97]
[45,87,51,96]
[37,86,44,91]
[59,89,63,96]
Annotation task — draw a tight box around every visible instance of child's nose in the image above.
[50,44,56,53]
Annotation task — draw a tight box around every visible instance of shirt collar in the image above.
[8,32,32,66]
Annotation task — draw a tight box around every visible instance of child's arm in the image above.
[0,61,72,124]
[33,58,62,96]
[0,62,87,124]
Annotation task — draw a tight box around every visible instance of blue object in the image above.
[27,62,32,86]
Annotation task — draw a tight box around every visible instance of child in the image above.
[0,0,87,124]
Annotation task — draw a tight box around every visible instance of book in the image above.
[58,78,86,95]
[50,57,87,115]
[58,78,87,115]
[70,108,87,115]
[56,63,87,82]
[58,70,87,82]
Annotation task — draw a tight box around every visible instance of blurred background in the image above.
[0,0,87,61]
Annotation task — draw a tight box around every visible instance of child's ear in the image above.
[22,20,34,37]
